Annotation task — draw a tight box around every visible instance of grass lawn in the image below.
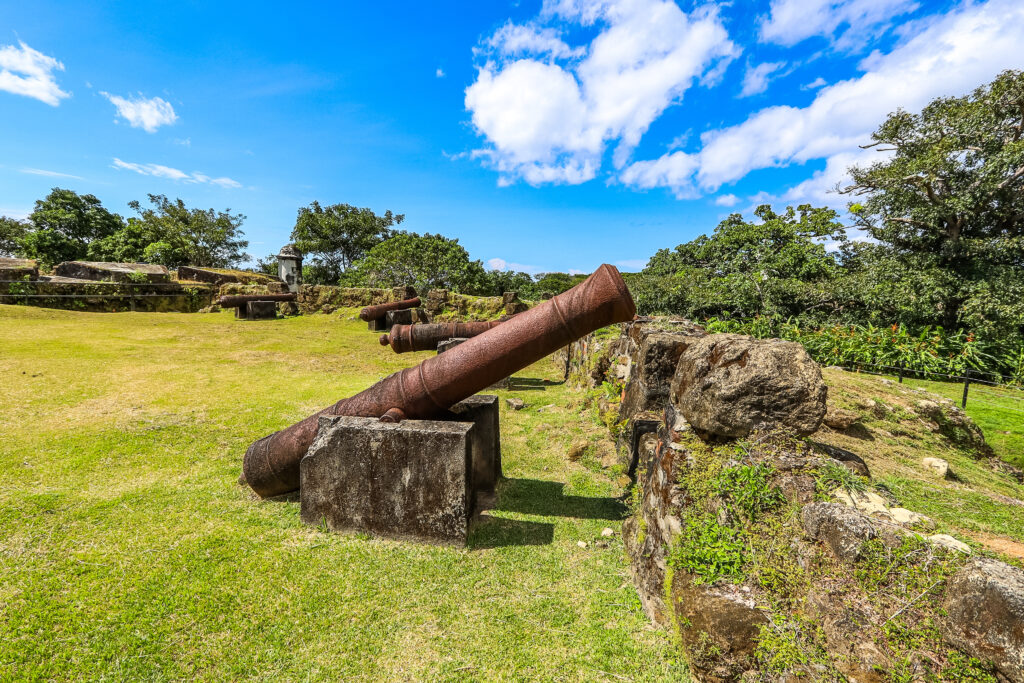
[0,305,686,681]
[897,376,1024,469]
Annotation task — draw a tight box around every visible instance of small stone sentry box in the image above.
[299,395,501,545]
[277,244,303,293]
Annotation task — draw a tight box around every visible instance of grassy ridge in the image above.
[0,306,684,681]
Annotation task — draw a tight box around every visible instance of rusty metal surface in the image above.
[379,320,505,353]
[358,297,421,322]
[218,293,296,308]
[243,264,636,497]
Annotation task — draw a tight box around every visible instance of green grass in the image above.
[0,305,686,681]
[898,376,1024,469]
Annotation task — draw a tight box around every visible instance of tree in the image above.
[123,194,250,268]
[632,205,846,318]
[352,232,487,293]
[532,272,586,296]
[18,188,124,266]
[480,269,535,297]
[0,216,29,257]
[291,202,403,285]
[843,69,1024,331]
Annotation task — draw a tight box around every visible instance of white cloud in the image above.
[487,257,542,274]
[568,269,586,275]
[111,158,241,188]
[101,92,178,132]
[759,0,919,49]
[0,206,31,220]
[803,76,827,90]
[615,258,648,270]
[173,137,191,147]
[0,41,69,106]
[739,61,786,97]
[436,68,445,78]
[465,0,737,186]
[714,193,740,207]
[622,0,1024,201]
[20,168,83,180]
[485,21,585,60]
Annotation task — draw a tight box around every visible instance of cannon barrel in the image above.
[218,293,296,308]
[243,264,635,498]
[379,320,506,353]
[358,297,421,322]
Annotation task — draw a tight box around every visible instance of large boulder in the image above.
[671,571,768,681]
[940,558,1024,682]
[801,502,877,563]
[671,334,827,438]
[619,326,705,420]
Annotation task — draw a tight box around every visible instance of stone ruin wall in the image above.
[1,257,533,320]
[566,318,1024,682]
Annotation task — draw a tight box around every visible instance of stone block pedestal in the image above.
[300,395,502,545]
[244,300,278,320]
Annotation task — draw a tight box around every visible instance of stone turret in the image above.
[277,244,302,293]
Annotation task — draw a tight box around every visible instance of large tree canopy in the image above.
[291,202,403,285]
[18,188,124,266]
[101,194,251,268]
[844,69,1024,331]
[633,204,845,318]
[352,232,486,293]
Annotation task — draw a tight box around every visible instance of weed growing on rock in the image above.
[671,517,747,584]
[814,459,868,496]
[714,463,784,521]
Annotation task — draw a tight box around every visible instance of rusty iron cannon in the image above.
[379,320,507,353]
[358,297,421,322]
[218,293,296,308]
[242,264,635,497]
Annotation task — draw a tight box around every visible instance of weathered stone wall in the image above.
[0,277,216,312]
[423,289,531,321]
[574,319,1024,682]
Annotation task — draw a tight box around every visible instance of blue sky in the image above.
[2,0,1022,274]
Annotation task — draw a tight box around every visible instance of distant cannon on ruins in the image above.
[379,320,507,353]
[217,293,297,320]
[358,297,421,322]
[242,264,636,498]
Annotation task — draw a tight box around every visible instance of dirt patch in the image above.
[971,532,1024,561]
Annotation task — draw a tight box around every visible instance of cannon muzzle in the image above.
[379,320,506,353]
[243,264,635,497]
[358,297,421,322]
[218,293,296,308]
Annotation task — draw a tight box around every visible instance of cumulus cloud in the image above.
[759,0,919,49]
[739,61,786,97]
[714,193,740,207]
[622,0,1024,200]
[803,76,828,90]
[0,41,69,106]
[487,257,542,274]
[111,158,241,188]
[436,68,445,78]
[102,92,178,132]
[465,0,738,186]
[485,21,585,60]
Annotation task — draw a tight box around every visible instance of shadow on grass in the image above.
[493,478,626,520]
[469,515,555,549]
[508,377,565,390]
